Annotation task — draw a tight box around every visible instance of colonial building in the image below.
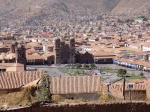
[54,37,75,64]
[51,37,115,65]
[0,41,26,71]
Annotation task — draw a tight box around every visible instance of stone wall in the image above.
[108,83,124,99]
[146,79,150,99]
[105,82,146,100]
[3,102,150,112]
[125,90,146,101]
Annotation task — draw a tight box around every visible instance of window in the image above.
[128,84,134,89]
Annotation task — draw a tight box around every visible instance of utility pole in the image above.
[107,77,126,100]
[123,77,126,100]
[129,89,131,101]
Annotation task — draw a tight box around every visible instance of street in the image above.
[27,65,69,76]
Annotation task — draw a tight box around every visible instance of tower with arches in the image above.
[11,41,26,70]
[54,37,76,64]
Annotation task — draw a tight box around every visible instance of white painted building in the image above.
[141,43,150,51]
[142,46,150,51]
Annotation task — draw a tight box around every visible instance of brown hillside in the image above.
[112,0,150,14]
[0,0,120,16]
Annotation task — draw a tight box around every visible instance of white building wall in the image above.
[142,46,150,51]
[31,39,38,42]
[43,45,46,52]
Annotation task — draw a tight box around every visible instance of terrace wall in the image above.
[3,102,150,112]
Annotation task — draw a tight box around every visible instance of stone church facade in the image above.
[54,37,75,64]
[10,41,27,70]
[45,37,114,65]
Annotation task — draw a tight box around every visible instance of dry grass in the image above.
[0,87,121,107]
[98,94,122,102]
[51,95,65,102]
[52,95,88,103]
[64,98,87,103]
[0,86,37,106]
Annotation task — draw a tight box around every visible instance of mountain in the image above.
[112,0,150,15]
[0,0,120,17]
[0,0,149,25]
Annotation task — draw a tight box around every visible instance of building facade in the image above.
[54,37,75,64]
[53,37,115,65]
[0,41,26,71]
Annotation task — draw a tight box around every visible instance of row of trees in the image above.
[73,63,96,69]
[117,69,144,78]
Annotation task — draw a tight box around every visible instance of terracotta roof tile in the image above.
[0,71,43,89]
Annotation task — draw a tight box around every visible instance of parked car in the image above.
[100,71,105,74]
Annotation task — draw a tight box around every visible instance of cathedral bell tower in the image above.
[11,41,17,53]
[69,37,75,64]
[54,38,61,64]
[15,43,26,70]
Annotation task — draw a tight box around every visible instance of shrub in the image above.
[74,70,80,74]
[139,72,144,77]
[83,64,89,69]
[52,95,64,102]
[118,69,127,77]
[90,64,96,69]
[35,74,51,102]
[74,63,82,69]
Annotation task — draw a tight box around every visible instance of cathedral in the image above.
[54,37,75,64]
[0,41,26,71]
[10,41,26,70]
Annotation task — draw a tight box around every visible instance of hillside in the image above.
[0,0,149,25]
[0,0,120,17]
[112,0,150,15]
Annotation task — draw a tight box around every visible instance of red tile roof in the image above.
[0,71,43,89]
[50,76,101,94]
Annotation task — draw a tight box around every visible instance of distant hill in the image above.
[0,0,149,23]
[112,0,150,15]
[0,0,120,16]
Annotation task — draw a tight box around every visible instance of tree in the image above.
[138,16,148,21]
[36,74,51,102]
[83,64,89,69]
[74,63,82,69]
[90,64,96,69]
[139,72,144,77]
[74,69,80,74]
[118,69,127,77]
